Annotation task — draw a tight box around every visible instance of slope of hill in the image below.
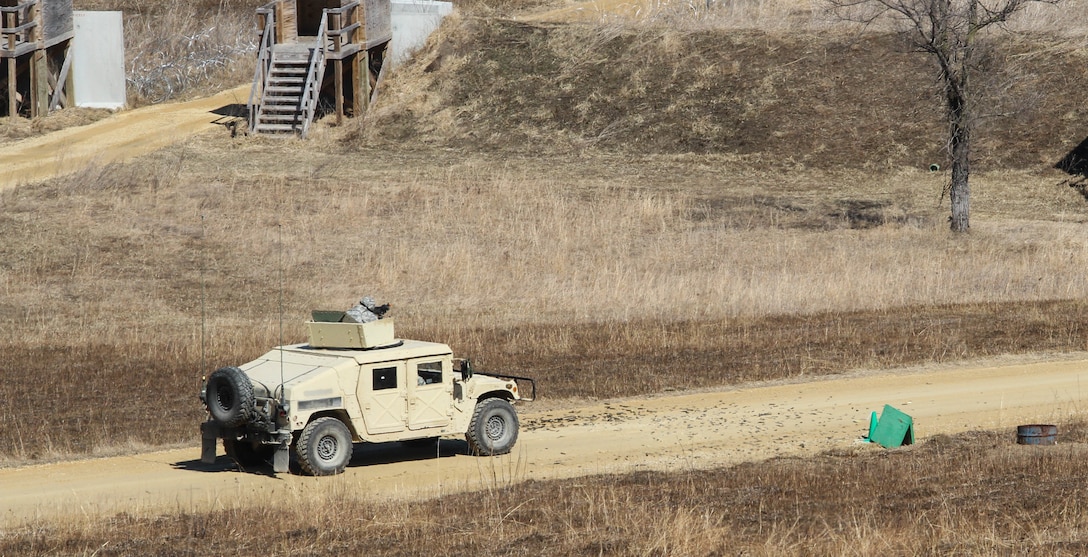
[359,16,1088,171]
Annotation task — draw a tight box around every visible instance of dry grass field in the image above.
[6,423,1088,555]
[3,0,1088,552]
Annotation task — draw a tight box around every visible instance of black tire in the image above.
[466,398,519,456]
[296,417,353,476]
[223,438,274,467]
[206,367,255,428]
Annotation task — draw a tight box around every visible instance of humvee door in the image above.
[407,358,452,430]
[359,362,407,434]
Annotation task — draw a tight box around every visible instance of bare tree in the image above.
[831,0,1058,232]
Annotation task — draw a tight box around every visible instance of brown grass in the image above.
[66,0,255,106]
[3,1,1088,553]
[2,140,1088,462]
[118,2,255,105]
[5,422,1088,555]
[0,108,115,145]
[359,18,1088,171]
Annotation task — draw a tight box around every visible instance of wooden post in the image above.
[5,11,14,118]
[332,10,342,51]
[334,59,343,124]
[369,43,387,106]
[5,11,14,51]
[351,52,363,116]
[31,49,47,117]
[29,0,38,44]
[277,0,297,43]
[360,50,370,113]
[332,10,343,123]
[6,58,15,118]
[49,42,73,111]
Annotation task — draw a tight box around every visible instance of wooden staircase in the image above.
[251,44,324,136]
[248,0,389,137]
[248,6,329,138]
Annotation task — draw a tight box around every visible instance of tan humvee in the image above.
[200,313,534,475]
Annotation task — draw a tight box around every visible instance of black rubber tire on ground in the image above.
[206,366,255,428]
[466,398,519,456]
[295,417,353,476]
[223,438,275,467]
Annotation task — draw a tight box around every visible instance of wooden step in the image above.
[270,70,307,77]
[271,50,313,62]
[255,123,303,132]
[259,114,303,122]
[260,109,302,117]
[266,86,304,94]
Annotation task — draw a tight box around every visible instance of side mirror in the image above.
[461,359,474,380]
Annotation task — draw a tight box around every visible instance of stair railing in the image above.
[324,1,360,56]
[298,10,328,138]
[247,1,280,133]
[1,0,39,56]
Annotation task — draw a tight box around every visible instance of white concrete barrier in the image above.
[391,0,453,65]
[72,11,126,109]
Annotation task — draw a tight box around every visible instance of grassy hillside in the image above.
[360,16,1088,170]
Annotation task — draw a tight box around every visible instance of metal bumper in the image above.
[502,374,537,402]
[200,419,293,473]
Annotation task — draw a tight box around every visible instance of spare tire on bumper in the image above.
[205,366,256,427]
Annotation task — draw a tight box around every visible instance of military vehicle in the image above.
[199,311,535,475]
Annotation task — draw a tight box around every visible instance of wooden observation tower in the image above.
[1,0,73,118]
[248,0,391,137]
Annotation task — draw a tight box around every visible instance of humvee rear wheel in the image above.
[466,398,519,456]
[206,366,255,428]
[296,417,353,476]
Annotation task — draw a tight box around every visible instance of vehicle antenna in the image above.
[278,219,286,405]
[200,214,206,378]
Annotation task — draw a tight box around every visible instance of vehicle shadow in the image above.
[350,439,471,468]
[173,439,471,476]
[1055,135,1088,201]
[209,103,248,137]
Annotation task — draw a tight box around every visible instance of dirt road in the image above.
[0,85,249,191]
[2,356,1084,527]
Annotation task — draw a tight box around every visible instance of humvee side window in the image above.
[373,367,397,390]
[417,361,443,386]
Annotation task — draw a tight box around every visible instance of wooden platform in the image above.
[2,0,74,117]
[247,0,391,136]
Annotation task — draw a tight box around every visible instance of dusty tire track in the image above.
[0,85,248,191]
[2,357,1085,527]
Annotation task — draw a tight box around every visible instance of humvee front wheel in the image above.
[466,398,519,456]
[296,417,353,476]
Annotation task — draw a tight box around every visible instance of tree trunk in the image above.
[945,48,971,233]
[948,115,970,232]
